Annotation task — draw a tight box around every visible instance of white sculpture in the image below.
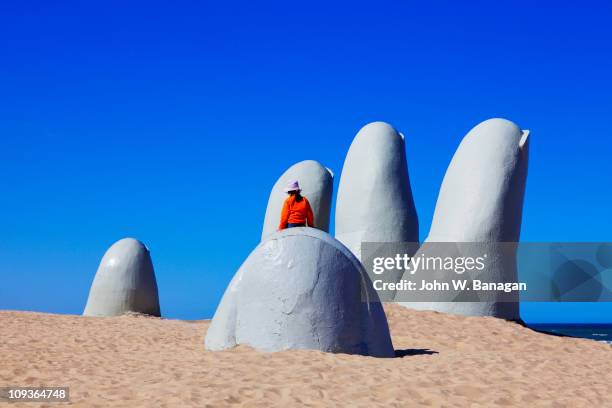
[261,160,333,241]
[397,118,529,320]
[205,228,395,357]
[84,238,161,317]
[335,121,419,260]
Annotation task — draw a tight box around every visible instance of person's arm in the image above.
[278,198,290,230]
[306,200,314,228]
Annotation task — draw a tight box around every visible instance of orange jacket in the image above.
[279,195,314,229]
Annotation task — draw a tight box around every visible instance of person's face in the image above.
[288,190,296,195]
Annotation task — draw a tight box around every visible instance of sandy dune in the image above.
[1,305,611,407]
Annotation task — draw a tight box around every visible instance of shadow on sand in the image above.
[394,348,439,358]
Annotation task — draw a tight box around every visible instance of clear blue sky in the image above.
[1,1,611,322]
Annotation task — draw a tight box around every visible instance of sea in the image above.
[527,324,612,344]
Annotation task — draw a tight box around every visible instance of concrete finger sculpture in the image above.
[396,118,529,320]
[84,238,161,317]
[335,121,419,260]
[205,228,395,357]
[261,160,333,241]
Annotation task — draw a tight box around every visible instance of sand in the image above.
[1,305,611,407]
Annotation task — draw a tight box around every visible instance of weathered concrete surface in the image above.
[261,160,333,240]
[84,238,161,317]
[397,118,529,320]
[335,122,419,260]
[205,228,395,357]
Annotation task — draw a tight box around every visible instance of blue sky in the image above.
[1,1,611,322]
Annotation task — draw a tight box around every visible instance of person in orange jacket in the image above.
[278,180,314,230]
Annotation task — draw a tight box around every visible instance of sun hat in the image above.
[284,180,301,193]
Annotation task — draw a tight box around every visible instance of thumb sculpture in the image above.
[83,238,161,317]
[396,118,529,320]
[335,121,419,260]
[205,228,395,357]
[261,160,333,241]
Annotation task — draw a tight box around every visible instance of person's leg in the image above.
[287,223,306,228]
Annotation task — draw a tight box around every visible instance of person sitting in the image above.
[278,180,315,230]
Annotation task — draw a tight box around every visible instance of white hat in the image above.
[284,180,301,192]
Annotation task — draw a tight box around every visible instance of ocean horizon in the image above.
[528,323,612,344]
